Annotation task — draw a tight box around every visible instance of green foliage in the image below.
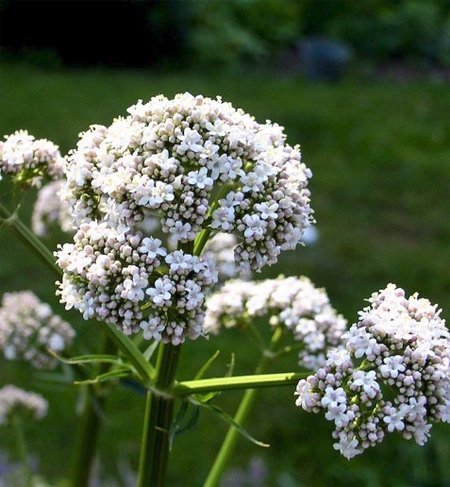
[302,0,450,66]
[187,0,301,68]
[167,0,450,68]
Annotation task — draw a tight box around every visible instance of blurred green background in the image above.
[1,0,450,486]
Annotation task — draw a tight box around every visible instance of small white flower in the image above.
[379,355,406,379]
[138,237,167,259]
[187,167,213,190]
[333,434,361,460]
[242,214,267,240]
[146,277,174,306]
[352,370,380,398]
[0,385,48,425]
[165,251,190,272]
[254,201,278,220]
[211,206,235,231]
[383,405,411,432]
[321,386,347,409]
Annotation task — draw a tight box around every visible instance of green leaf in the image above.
[34,363,75,385]
[225,353,235,378]
[99,322,155,385]
[192,352,234,403]
[74,367,131,385]
[191,398,269,448]
[169,400,200,448]
[143,341,159,362]
[194,350,220,380]
[49,351,125,367]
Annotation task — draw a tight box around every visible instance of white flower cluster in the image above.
[63,92,313,272]
[203,233,249,281]
[32,180,73,237]
[204,276,346,369]
[56,221,217,344]
[0,130,64,186]
[0,385,48,425]
[0,291,75,369]
[295,284,450,459]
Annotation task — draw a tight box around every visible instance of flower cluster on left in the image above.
[0,291,75,369]
[0,385,48,425]
[0,130,64,186]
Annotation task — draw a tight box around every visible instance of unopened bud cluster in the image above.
[205,276,346,369]
[0,291,75,369]
[295,284,450,459]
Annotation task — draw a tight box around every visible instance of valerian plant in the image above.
[0,93,448,486]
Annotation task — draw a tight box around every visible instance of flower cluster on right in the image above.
[295,284,450,459]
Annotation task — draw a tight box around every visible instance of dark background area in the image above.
[1,0,449,76]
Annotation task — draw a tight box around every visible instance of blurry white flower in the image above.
[0,291,75,369]
[0,385,48,425]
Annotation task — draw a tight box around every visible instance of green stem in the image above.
[173,371,307,396]
[0,202,61,277]
[137,342,181,487]
[99,322,155,385]
[203,327,283,487]
[12,414,32,487]
[70,335,115,487]
[69,385,105,487]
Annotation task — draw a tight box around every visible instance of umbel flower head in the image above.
[63,92,313,272]
[0,291,75,369]
[57,93,313,344]
[0,130,64,187]
[204,276,347,369]
[295,284,450,459]
[0,385,48,425]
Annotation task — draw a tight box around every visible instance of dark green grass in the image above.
[0,62,449,486]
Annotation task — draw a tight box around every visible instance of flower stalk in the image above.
[12,414,32,487]
[69,385,105,487]
[0,202,61,277]
[137,342,181,487]
[204,326,284,487]
[173,371,307,396]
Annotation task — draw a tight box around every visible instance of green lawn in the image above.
[0,62,449,486]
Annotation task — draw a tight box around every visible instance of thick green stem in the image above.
[204,327,283,487]
[12,414,32,487]
[137,342,181,487]
[0,202,61,277]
